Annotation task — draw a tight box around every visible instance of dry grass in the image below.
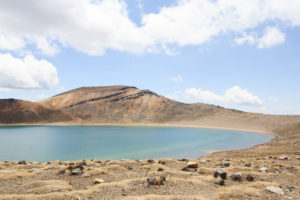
[197,167,215,175]
[139,163,169,171]
[122,195,207,200]
[24,180,73,194]
[0,169,36,179]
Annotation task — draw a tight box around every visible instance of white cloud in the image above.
[268,96,279,103]
[185,86,263,106]
[257,27,286,48]
[0,53,59,90]
[171,76,184,83]
[235,27,285,48]
[0,0,299,55]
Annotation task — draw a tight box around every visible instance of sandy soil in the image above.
[0,121,299,200]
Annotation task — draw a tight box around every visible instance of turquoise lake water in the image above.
[0,126,273,161]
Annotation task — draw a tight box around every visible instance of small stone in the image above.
[157,167,164,171]
[187,161,198,168]
[147,159,155,164]
[18,160,26,165]
[265,186,284,195]
[245,163,251,167]
[158,160,166,165]
[214,176,225,186]
[127,166,133,170]
[214,169,227,179]
[231,173,242,181]
[246,174,254,181]
[259,167,268,172]
[278,156,288,160]
[47,161,51,165]
[94,178,104,184]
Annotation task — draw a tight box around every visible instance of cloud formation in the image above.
[0,0,299,55]
[185,86,263,106]
[0,53,58,90]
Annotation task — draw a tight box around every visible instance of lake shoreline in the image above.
[0,122,299,199]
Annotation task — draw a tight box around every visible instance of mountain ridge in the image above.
[1,86,300,132]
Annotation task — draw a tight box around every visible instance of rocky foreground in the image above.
[0,123,300,200]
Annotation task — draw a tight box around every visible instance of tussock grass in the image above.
[24,180,72,194]
[122,195,207,200]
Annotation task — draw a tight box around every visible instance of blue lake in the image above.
[0,126,273,161]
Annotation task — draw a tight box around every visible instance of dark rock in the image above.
[246,174,254,181]
[158,160,166,165]
[177,158,188,161]
[47,161,51,165]
[18,160,26,165]
[231,173,242,181]
[214,169,227,179]
[128,166,133,170]
[157,168,164,171]
[147,159,155,164]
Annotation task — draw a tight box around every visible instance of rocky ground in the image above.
[0,123,300,200]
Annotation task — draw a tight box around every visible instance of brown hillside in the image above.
[41,86,226,123]
[0,99,74,124]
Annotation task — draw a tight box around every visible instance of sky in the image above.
[0,0,300,115]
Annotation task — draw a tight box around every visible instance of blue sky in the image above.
[0,0,300,114]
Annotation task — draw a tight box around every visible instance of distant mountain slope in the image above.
[1,86,300,131]
[41,86,225,123]
[0,99,74,124]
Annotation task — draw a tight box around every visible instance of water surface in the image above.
[0,126,273,161]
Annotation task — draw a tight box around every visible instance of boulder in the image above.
[187,161,198,168]
[214,169,227,179]
[265,186,284,195]
[231,173,242,181]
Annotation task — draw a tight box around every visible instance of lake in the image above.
[0,126,273,161]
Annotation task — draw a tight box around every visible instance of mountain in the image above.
[1,86,300,131]
[0,98,74,124]
[40,86,224,123]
